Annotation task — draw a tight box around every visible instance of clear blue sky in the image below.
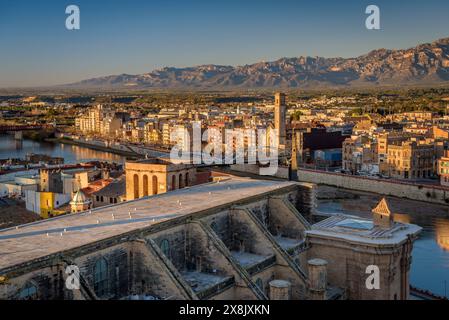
[1,0,449,87]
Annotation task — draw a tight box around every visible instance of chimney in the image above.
[269,280,292,300]
[308,259,328,300]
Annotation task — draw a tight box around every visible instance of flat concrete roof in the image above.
[0,177,296,271]
[307,214,422,246]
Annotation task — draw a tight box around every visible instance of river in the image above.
[0,134,125,164]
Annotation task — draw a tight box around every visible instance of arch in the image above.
[133,174,139,199]
[171,174,176,191]
[152,176,158,195]
[143,175,149,197]
[160,239,170,257]
[185,172,189,187]
[179,173,184,189]
[18,282,38,300]
[94,258,109,297]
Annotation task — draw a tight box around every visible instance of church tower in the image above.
[274,93,287,148]
[291,130,298,171]
[289,130,299,181]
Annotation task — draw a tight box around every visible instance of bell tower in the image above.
[274,93,287,148]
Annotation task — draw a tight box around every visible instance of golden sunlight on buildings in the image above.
[435,218,449,252]
[393,213,411,225]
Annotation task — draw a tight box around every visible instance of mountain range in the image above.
[64,37,449,89]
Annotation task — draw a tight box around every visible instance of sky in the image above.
[1,0,449,87]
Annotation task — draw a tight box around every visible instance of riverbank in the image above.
[46,137,142,158]
[0,134,126,165]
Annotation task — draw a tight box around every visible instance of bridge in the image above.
[0,125,52,140]
[0,125,49,133]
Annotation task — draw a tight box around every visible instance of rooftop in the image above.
[0,177,296,271]
[307,214,422,246]
[92,178,125,198]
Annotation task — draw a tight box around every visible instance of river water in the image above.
[0,134,125,164]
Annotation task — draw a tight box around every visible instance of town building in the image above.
[296,128,346,166]
[92,178,126,207]
[25,190,71,218]
[343,136,378,175]
[377,132,410,176]
[437,149,449,186]
[387,139,435,180]
[0,175,39,198]
[125,159,197,201]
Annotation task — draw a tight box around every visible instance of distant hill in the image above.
[63,37,449,89]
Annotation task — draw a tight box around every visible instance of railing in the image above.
[243,208,308,281]
[196,276,235,300]
[298,167,449,192]
[410,286,448,300]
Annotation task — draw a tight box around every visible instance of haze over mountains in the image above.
[64,37,449,89]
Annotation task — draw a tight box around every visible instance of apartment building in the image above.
[342,136,378,174]
[387,139,435,180]
[377,132,410,176]
[437,149,449,187]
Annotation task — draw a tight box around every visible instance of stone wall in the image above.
[130,241,190,300]
[297,169,449,205]
[306,236,408,300]
[231,164,289,179]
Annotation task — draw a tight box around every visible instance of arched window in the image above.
[185,172,189,187]
[94,258,109,297]
[143,175,149,197]
[171,175,176,191]
[179,173,184,189]
[133,174,139,199]
[160,239,170,257]
[255,278,264,292]
[18,282,38,300]
[152,176,158,195]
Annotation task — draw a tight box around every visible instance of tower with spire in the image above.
[372,198,394,229]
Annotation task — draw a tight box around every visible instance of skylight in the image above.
[336,219,374,231]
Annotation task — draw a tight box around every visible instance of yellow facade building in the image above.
[39,192,67,219]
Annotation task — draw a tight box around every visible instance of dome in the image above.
[70,190,91,205]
